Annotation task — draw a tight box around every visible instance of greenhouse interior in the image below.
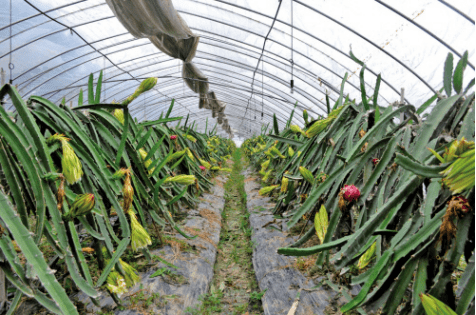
[0,0,474,314]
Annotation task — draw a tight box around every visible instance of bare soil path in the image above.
[187,149,264,315]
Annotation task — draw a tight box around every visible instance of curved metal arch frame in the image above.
[99,47,330,110]
[26,40,325,116]
[177,1,411,101]
[437,0,475,24]
[374,0,474,70]
[176,8,409,103]
[145,95,277,132]
[12,23,342,114]
[293,0,437,95]
[0,3,106,47]
[10,23,349,105]
[0,0,88,33]
[197,32,376,101]
[169,109,270,136]
[91,68,298,126]
[12,22,381,108]
[9,1,402,107]
[2,0,464,136]
[128,78,291,126]
[38,48,323,121]
[5,4,398,132]
[41,55,305,122]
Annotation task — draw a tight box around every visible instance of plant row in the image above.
[243,51,474,314]
[0,74,234,314]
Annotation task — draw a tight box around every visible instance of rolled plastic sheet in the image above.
[106,0,195,39]
[183,62,209,94]
[106,0,231,135]
[150,33,199,62]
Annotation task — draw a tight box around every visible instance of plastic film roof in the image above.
[0,0,474,140]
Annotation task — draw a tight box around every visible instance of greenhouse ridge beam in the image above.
[375,0,474,70]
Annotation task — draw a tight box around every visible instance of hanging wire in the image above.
[290,0,294,94]
[103,56,106,102]
[9,0,14,84]
[261,58,264,120]
[242,0,283,121]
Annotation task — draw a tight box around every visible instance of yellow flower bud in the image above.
[261,159,270,171]
[61,140,83,185]
[259,185,279,196]
[262,169,272,182]
[128,209,152,252]
[122,77,158,106]
[199,159,211,170]
[119,258,140,287]
[63,193,95,221]
[107,271,127,295]
[314,205,328,244]
[288,147,295,157]
[281,176,289,193]
[299,166,314,185]
[303,110,309,124]
[114,109,125,125]
[122,171,134,212]
[139,148,154,174]
[186,135,197,143]
[47,134,82,185]
[357,242,376,269]
[164,175,197,185]
[186,148,195,161]
[168,150,186,163]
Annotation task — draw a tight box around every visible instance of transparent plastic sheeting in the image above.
[0,0,474,141]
